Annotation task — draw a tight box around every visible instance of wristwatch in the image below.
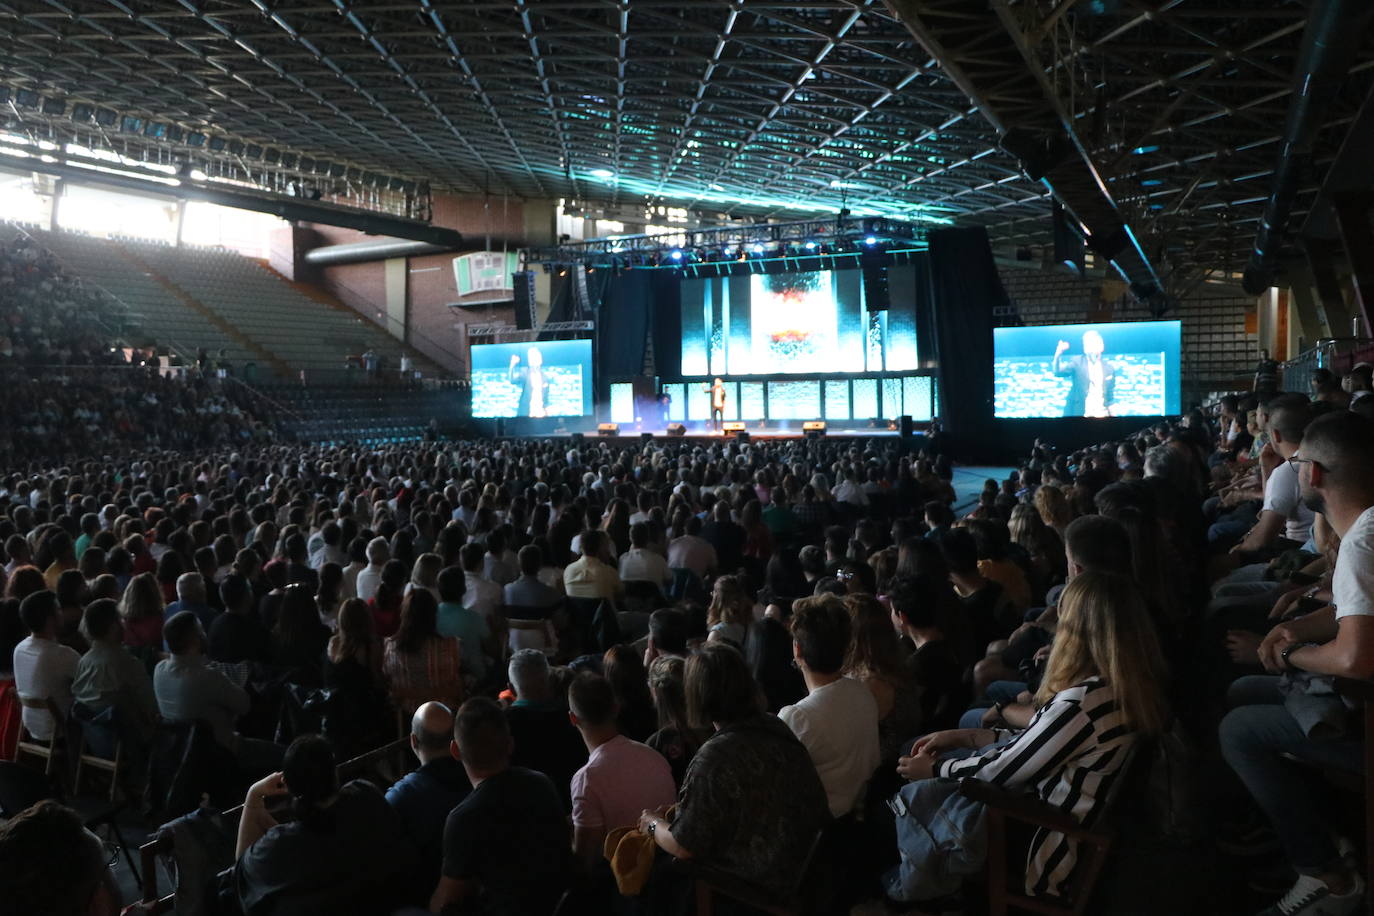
[1280,642,1314,670]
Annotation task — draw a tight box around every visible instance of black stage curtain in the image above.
[650,270,681,382]
[597,269,650,379]
[928,226,1007,453]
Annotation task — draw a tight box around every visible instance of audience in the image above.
[568,672,676,871]
[13,589,80,742]
[779,594,881,818]
[386,701,471,890]
[433,697,572,915]
[233,734,415,913]
[8,362,1374,916]
[638,643,830,897]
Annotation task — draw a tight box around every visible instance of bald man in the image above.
[385,702,472,887]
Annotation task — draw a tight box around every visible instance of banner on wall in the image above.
[452,251,520,304]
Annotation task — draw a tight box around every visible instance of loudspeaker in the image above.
[860,248,890,311]
[667,423,687,437]
[803,420,826,439]
[513,271,537,330]
[899,415,914,438]
[598,423,619,437]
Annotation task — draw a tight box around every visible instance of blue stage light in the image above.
[864,236,878,246]
[669,248,684,261]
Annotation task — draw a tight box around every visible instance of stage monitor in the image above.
[679,267,919,377]
[993,320,1181,419]
[469,339,593,418]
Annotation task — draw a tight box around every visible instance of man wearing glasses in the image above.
[1222,410,1374,916]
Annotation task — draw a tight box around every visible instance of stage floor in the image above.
[543,425,908,441]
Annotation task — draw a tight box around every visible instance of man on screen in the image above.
[1053,330,1116,418]
[508,347,551,418]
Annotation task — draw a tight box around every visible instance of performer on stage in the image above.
[657,390,672,430]
[508,346,550,418]
[704,377,726,431]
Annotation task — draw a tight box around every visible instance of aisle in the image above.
[950,466,1014,515]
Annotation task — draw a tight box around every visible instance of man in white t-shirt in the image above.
[1232,398,1315,554]
[618,523,671,587]
[12,591,80,742]
[778,594,880,819]
[1222,410,1374,915]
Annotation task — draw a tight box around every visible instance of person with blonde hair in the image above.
[897,571,1167,899]
[1032,484,1074,539]
[118,571,165,650]
[706,574,753,647]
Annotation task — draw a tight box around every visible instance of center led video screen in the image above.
[680,268,918,376]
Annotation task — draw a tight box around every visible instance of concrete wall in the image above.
[290,192,557,374]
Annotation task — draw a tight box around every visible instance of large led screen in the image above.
[680,268,917,376]
[993,320,1181,419]
[470,339,593,418]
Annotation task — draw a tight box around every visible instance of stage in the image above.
[528,424,915,444]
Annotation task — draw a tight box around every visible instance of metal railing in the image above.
[1280,337,1374,390]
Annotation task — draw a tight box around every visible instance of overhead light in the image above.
[41,96,66,116]
[187,132,206,148]
[120,115,143,133]
[1132,144,1160,155]
[864,236,878,246]
[804,241,818,251]
[15,89,40,110]
[589,168,614,179]
[751,243,765,255]
[94,109,117,127]
[71,103,94,123]
[669,248,683,261]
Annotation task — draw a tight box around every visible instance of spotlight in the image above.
[187,132,206,148]
[804,241,818,251]
[143,122,165,139]
[864,236,878,246]
[751,243,765,255]
[41,96,66,116]
[669,249,683,261]
[71,103,94,123]
[94,108,117,128]
[208,136,227,152]
[165,125,184,143]
[120,115,144,133]
[15,89,39,110]
[245,144,263,159]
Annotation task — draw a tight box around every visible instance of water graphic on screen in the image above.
[993,321,1181,419]
[680,267,917,376]
[470,339,593,418]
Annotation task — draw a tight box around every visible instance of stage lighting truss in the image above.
[0,84,431,223]
[527,217,928,271]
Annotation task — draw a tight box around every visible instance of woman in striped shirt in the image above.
[897,571,1168,898]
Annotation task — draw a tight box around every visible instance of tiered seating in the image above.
[28,230,253,367]
[123,240,431,376]
[267,383,467,445]
[29,229,255,368]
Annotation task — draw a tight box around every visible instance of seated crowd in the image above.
[2,365,1374,916]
